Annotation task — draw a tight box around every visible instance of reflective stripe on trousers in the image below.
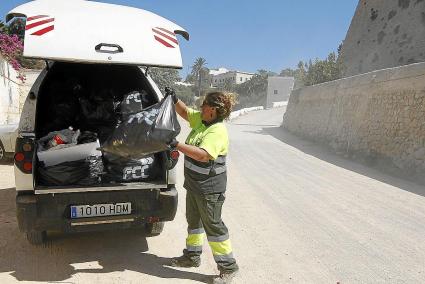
[186,228,205,253]
[208,234,234,261]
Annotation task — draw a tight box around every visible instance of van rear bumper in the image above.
[16,187,177,233]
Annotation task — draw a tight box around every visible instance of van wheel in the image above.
[144,222,164,237]
[26,231,47,245]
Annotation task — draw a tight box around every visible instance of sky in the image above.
[1,0,359,78]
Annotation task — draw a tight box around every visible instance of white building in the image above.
[209,67,229,76]
[265,76,294,108]
[210,69,254,87]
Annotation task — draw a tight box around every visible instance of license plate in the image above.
[70,203,132,219]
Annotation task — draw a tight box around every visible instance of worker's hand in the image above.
[167,137,179,148]
[165,87,178,104]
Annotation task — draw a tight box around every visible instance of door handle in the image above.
[95,43,124,54]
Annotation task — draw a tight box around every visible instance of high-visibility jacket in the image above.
[183,108,228,194]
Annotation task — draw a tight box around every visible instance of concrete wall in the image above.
[265,76,294,108]
[283,62,425,182]
[340,0,425,77]
[0,56,21,125]
[0,55,40,125]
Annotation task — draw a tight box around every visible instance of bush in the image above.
[0,32,25,82]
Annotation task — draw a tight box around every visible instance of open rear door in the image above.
[7,0,189,68]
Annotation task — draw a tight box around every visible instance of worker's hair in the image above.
[204,91,237,121]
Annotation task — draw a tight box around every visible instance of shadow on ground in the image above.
[253,126,425,198]
[0,187,210,283]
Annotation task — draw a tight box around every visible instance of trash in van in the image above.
[37,139,102,167]
[77,131,99,144]
[103,153,160,182]
[38,155,104,186]
[78,88,118,143]
[37,127,81,151]
[102,95,181,158]
[117,90,151,117]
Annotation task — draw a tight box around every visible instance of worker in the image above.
[166,88,239,284]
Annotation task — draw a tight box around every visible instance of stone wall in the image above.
[283,62,425,183]
[0,55,21,125]
[0,56,40,125]
[340,0,425,77]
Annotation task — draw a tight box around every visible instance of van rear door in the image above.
[6,0,189,68]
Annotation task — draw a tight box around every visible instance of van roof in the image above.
[7,0,189,68]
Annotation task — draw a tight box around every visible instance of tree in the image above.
[0,21,6,33]
[218,77,236,92]
[233,69,275,109]
[148,67,181,93]
[0,31,25,82]
[173,84,195,106]
[190,57,207,97]
[280,68,296,77]
[279,47,343,89]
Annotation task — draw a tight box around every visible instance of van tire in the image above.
[26,231,47,245]
[144,222,164,237]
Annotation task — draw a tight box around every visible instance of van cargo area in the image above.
[33,62,168,190]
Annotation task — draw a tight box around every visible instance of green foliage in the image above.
[280,48,343,88]
[217,77,236,92]
[232,70,275,110]
[190,57,209,97]
[173,84,195,106]
[148,67,181,93]
[0,20,45,70]
[0,21,7,33]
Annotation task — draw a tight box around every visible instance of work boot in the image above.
[170,255,201,268]
[211,270,238,284]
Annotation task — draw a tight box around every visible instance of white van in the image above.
[7,0,189,244]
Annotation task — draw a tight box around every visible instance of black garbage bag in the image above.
[38,155,103,186]
[102,95,180,158]
[37,128,81,151]
[77,131,98,144]
[103,153,160,182]
[118,90,150,117]
[44,102,80,132]
[78,89,118,143]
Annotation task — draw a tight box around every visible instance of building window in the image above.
[240,77,243,82]
[274,90,278,95]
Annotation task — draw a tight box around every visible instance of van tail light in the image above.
[23,162,33,172]
[146,216,160,223]
[14,152,25,162]
[15,137,35,174]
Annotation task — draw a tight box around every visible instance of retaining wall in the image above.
[0,55,40,125]
[283,62,425,182]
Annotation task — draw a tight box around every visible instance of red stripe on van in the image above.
[156,27,175,36]
[152,28,178,45]
[26,18,54,30]
[154,35,175,48]
[31,25,54,36]
[27,15,48,21]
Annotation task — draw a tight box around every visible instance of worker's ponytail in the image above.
[204,91,237,121]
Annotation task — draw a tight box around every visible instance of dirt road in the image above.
[0,107,424,283]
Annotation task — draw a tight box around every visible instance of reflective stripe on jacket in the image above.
[183,155,227,194]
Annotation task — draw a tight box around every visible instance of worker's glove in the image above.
[165,87,178,104]
[167,137,179,148]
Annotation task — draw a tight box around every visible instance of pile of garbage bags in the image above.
[37,89,180,187]
[102,94,181,158]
